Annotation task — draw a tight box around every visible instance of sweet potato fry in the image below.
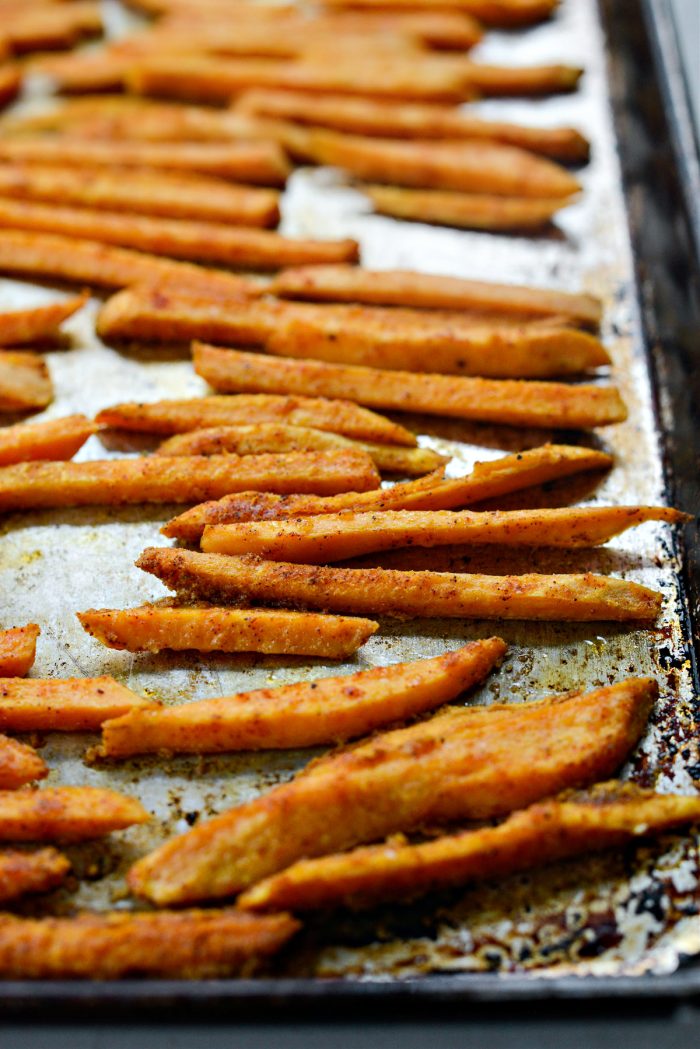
[155,424,446,476]
[202,505,685,563]
[0,848,69,904]
[128,677,654,903]
[0,163,280,226]
[0,294,87,347]
[315,0,558,28]
[137,548,662,622]
[363,184,570,230]
[464,61,582,97]
[0,624,39,677]
[0,675,157,732]
[236,90,590,162]
[193,344,628,430]
[271,266,601,328]
[0,909,298,978]
[0,351,53,413]
[241,782,700,913]
[0,786,148,841]
[0,451,379,513]
[0,414,95,468]
[162,444,611,539]
[2,2,102,55]
[0,735,47,790]
[28,50,133,93]
[95,394,415,446]
[304,129,580,198]
[0,67,21,111]
[0,198,358,270]
[79,605,378,659]
[100,638,504,757]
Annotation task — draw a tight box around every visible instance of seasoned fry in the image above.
[271,266,602,328]
[1,2,102,55]
[304,130,580,198]
[0,451,380,513]
[315,0,558,28]
[0,138,290,187]
[202,506,685,563]
[0,68,21,111]
[0,786,148,841]
[0,294,87,347]
[0,163,280,226]
[0,351,53,413]
[137,548,662,622]
[156,424,446,476]
[127,678,654,903]
[0,198,358,270]
[240,782,700,913]
[236,90,590,162]
[0,909,298,979]
[363,184,570,230]
[0,735,47,790]
[163,444,612,539]
[0,848,69,904]
[0,624,39,677]
[0,675,158,732]
[96,394,415,446]
[0,414,96,468]
[193,344,629,430]
[464,61,582,97]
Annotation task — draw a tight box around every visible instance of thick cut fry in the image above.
[156,424,446,476]
[79,606,378,659]
[363,184,569,230]
[0,676,158,731]
[0,848,69,904]
[96,394,415,446]
[0,294,87,347]
[304,129,580,198]
[0,786,148,841]
[271,266,601,328]
[0,415,96,468]
[0,451,379,513]
[99,638,505,757]
[0,624,40,677]
[163,444,612,539]
[127,678,654,903]
[137,548,662,622]
[315,0,558,27]
[0,164,280,226]
[0,68,21,111]
[0,139,290,187]
[0,351,53,413]
[2,2,102,55]
[0,909,298,979]
[236,90,589,162]
[464,61,582,97]
[193,344,629,430]
[202,506,685,563]
[241,782,700,912]
[0,735,47,790]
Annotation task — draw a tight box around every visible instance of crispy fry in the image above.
[0,294,87,347]
[0,451,379,513]
[163,444,612,539]
[271,266,601,328]
[464,61,582,97]
[201,506,685,563]
[0,163,280,226]
[0,67,21,111]
[128,678,654,903]
[0,624,39,677]
[363,184,569,230]
[28,50,133,93]
[0,351,53,413]
[315,0,558,27]
[241,782,700,912]
[96,394,415,446]
[0,848,69,903]
[155,424,446,476]
[193,344,628,430]
[2,2,102,55]
[0,198,358,270]
[0,675,158,731]
[0,735,47,790]
[0,908,298,978]
[137,548,662,622]
[0,786,148,841]
[0,414,96,468]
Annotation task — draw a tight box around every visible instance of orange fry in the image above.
[0,624,39,677]
[314,0,559,28]
[28,50,134,93]
[2,2,102,55]
[464,61,582,97]
[0,848,69,904]
[0,294,87,347]
[363,184,570,230]
[0,351,53,413]
[0,414,96,468]
[0,786,148,841]
[0,68,21,111]
[0,675,158,732]
[0,735,48,790]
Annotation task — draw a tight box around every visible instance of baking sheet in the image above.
[0,0,699,982]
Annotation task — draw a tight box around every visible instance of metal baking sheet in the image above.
[0,0,699,1004]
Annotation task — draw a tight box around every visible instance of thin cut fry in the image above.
[363,184,569,230]
[2,2,102,55]
[28,50,135,93]
[137,548,663,622]
[0,414,96,468]
[240,783,700,913]
[96,394,415,446]
[271,266,602,328]
[315,0,558,28]
[193,344,629,430]
[0,351,53,413]
[163,444,612,539]
[0,735,47,790]
[464,61,582,97]
[0,675,158,731]
[79,606,378,659]
[0,786,149,841]
[0,909,298,979]
[0,848,69,904]
[0,68,21,111]
[0,451,380,513]
[127,678,654,903]
[0,294,87,347]
[0,624,39,677]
